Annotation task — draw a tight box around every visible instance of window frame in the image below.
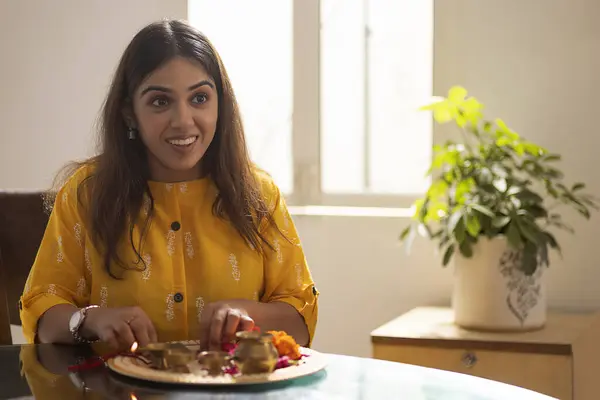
[287,0,433,210]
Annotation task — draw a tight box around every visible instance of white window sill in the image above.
[287,205,414,218]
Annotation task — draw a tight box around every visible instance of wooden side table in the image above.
[371,307,600,400]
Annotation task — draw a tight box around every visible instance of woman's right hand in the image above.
[81,306,157,349]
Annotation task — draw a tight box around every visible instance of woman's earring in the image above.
[127,127,137,140]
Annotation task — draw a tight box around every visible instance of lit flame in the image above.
[130,341,138,353]
[130,394,138,400]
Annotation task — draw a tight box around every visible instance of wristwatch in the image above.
[69,305,99,343]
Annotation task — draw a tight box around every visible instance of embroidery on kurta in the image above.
[166,293,175,321]
[56,236,64,263]
[167,230,176,256]
[273,239,283,264]
[100,286,108,307]
[165,183,173,192]
[253,291,259,301]
[185,232,194,259]
[76,277,86,298]
[142,253,152,281]
[179,183,188,193]
[73,223,82,247]
[229,253,241,281]
[142,194,151,216]
[62,191,68,204]
[196,296,205,321]
[84,247,92,274]
[47,284,57,296]
[295,263,303,287]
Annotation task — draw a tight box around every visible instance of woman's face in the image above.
[131,56,219,182]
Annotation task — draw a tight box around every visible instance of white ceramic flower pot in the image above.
[451,236,546,331]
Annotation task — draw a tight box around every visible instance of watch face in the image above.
[69,310,83,332]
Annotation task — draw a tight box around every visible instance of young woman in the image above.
[19,19,318,351]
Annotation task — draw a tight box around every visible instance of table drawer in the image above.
[373,343,572,400]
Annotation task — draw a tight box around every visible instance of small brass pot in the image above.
[232,331,278,375]
[197,351,231,376]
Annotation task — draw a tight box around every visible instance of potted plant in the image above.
[400,86,598,331]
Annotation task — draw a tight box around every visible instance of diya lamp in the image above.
[137,342,196,372]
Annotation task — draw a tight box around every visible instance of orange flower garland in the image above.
[267,330,302,360]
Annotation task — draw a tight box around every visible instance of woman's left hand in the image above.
[198,301,255,350]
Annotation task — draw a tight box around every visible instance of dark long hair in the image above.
[55,20,278,278]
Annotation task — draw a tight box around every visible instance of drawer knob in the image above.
[461,351,477,368]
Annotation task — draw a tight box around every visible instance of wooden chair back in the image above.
[0,190,49,345]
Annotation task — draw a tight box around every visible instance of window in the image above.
[188,0,433,209]
[188,0,294,194]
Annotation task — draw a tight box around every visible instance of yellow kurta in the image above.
[19,165,318,344]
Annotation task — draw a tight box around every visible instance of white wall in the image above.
[0,0,187,189]
[2,0,600,357]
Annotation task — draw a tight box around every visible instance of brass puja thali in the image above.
[106,331,327,386]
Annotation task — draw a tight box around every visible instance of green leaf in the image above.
[514,143,525,156]
[496,136,513,147]
[399,225,412,241]
[470,204,495,218]
[544,168,564,180]
[413,198,426,220]
[543,154,561,162]
[542,231,560,252]
[516,218,541,245]
[521,242,538,276]
[454,218,466,242]
[455,179,475,203]
[433,106,454,123]
[522,142,545,156]
[572,182,585,192]
[459,239,473,257]
[427,180,449,199]
[417,223,433,238]
[478,168,493,185]
[492,216,511,228]
[491,164,508,178]
[514,190,544,204]
[424,200,448,222]
[420,100,458,124]
[506,220,522,248]
[496,118,519,141]
[465,213,482,237]
[493,178,507,193]
[525,204,548,219]
[461,97,484,124]
[447,209,464,233]
[442,244,455,266]
[448,86,468,103]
